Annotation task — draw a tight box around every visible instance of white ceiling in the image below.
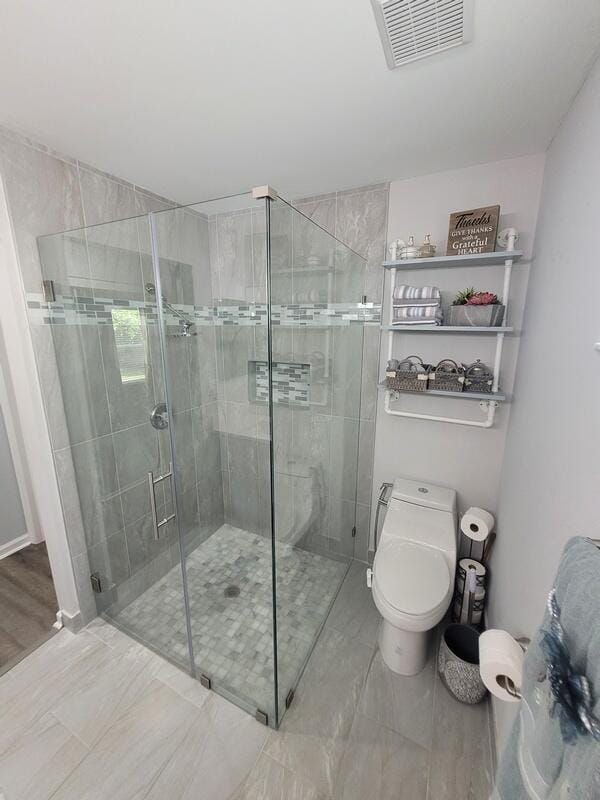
[1,1,599,203]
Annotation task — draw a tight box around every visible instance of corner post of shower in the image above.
[252,184,280,727]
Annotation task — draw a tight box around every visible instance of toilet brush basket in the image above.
[438,624,487,705]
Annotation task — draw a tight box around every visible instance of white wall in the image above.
[489,55,600,753]
[0,400,27,549]
[372,155,545,541]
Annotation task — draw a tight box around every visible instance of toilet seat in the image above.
[373,540,451,617]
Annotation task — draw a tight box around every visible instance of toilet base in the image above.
[379,619,428,676]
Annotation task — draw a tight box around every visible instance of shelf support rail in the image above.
[383,229,518,428]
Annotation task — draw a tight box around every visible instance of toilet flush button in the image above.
[418,487,429,494]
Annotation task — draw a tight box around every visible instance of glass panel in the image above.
[267,198,366,723]
[150,194,277,722]
[37,216,192,671]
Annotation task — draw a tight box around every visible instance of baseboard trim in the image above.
[57,609,84,633]
[0,533,31,560]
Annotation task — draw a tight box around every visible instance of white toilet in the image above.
[371,477,457,676]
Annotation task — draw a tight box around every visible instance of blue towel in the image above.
[493,537,600,799]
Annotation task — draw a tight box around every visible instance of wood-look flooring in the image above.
[0,542,58,672]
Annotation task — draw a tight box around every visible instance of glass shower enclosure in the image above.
[37,189,366,726]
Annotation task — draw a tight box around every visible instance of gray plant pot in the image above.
[447,304,505,327]
[438,624,487,704]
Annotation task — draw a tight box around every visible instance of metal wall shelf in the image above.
[380,384,508,402]
[383,250,522,270]
[382,325,515,334]
[382,229,520,428]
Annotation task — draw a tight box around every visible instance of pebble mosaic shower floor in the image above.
[114,524,348,715]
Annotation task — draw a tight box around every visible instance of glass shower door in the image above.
[266,197,367,721]
[37,215,193,671]
[149,197,277,724]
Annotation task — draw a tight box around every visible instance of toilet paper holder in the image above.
[494,637,530,700]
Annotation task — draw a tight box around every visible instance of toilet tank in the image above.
[381,478,457,555]
[391,478,456,514]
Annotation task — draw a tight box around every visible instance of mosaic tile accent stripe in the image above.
[251,360,310,407]
[26,289,381,328]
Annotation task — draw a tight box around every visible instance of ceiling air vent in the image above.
[371,0,473,69]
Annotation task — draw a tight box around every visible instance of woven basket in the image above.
[429,359,465,393]
[386,355,430,392]
[463,360,494,394]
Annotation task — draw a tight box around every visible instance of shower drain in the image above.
[224,585,240,598]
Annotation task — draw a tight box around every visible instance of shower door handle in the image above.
[148,463,176,540]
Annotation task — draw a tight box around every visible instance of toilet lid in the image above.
[374,541,451,616]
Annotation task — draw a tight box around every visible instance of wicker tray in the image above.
[385,355,430,392]
[463,360,494,394]
[429,359,465,393]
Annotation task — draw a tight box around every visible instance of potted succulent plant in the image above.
[448,288,505,327]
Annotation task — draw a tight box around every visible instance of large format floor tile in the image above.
[264,627,373,797]
[0,712,88,800]
[0,563,496,800]
[358,648,436,751]
[233,752,326,800]
[325,561,381,649]
[144,694,267,800]
[334,712,429,800]
[426,672,494,800]
[51,680,200,800]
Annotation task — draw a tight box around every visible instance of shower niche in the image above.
[249,360,310,407]
[36,189,366,727]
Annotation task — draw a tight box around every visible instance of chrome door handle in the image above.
[148,462,176,540]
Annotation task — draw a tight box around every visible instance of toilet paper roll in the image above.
[458,558,486,587]
[461,507,495,542]
[479,629,524,703]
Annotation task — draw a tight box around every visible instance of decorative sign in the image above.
[446,205,500,256]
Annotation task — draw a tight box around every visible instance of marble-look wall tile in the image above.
[357,420,375,506]
[329,417,360,503]
[28,325,71,452]
[215,209,254,303]
[332,326,363,419]
[78,167,139,228]
[113,422,163,492]
[359,324,380,422]
[335,187,388,302]
[0,130,85,292]
[98,322,157,434]
[293,194,336,236]
[69,434,124,546]
[353,502,371,564]
[49,326,111,446]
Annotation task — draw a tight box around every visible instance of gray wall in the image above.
[0,401,27,548]
[373,157,545,543]
[489,54,600,752]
